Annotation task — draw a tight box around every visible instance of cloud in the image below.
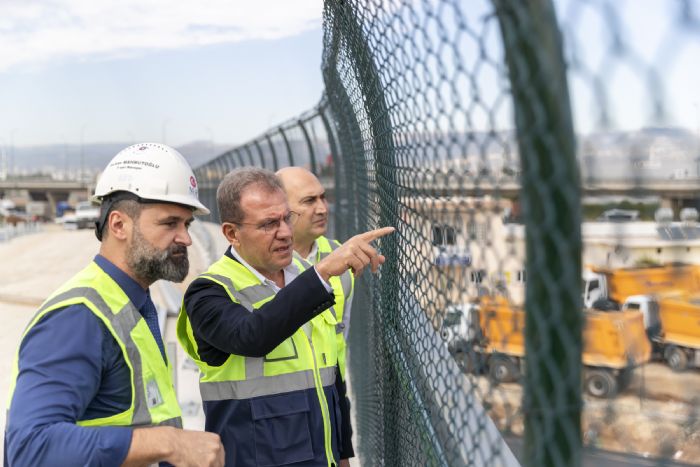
[0,0,322,72]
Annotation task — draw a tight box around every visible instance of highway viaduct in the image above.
[2,176,699,219]
[0,179,94,216]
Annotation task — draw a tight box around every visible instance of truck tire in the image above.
[584,369,618,398]
[488,354,520,383]
[455,349,487,374]
[665,346,689,372]
[454,350,474,374]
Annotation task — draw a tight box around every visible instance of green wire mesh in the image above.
[193,1,700,465]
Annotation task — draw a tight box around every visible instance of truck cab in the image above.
[583,269,608,309]
[440,303,482,372]
[620,295,661,339]
[622,295,700,371]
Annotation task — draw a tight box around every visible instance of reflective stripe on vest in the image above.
[43,288,153,426]
[195,269,337,384]
[200,366,336,401]
[177,255,338,466]
[7,263,182,429]
[178,255,339,391]
[199,273,272,312]
[314,236,353,333]
[309,236,354,381]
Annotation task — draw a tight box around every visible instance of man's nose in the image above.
[277,219,293,239]
[316,198,328,214]
[176,225,193,246]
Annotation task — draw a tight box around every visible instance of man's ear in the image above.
[107,210,132,241]
[222,222,240,247]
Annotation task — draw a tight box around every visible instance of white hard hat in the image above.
[92,143,209,215]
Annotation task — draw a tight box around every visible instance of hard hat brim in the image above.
[91,192,210,216]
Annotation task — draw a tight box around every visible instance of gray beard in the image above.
[126,227,189,284]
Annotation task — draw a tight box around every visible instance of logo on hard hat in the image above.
[190,176,197,188]
[139,146,148,151]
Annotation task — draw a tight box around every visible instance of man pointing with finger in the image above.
[177,167,393,467]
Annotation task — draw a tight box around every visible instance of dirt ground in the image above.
[475,363,700,465]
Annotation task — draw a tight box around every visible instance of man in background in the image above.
[277,167,356,466]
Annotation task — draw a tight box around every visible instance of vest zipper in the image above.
[305,332,336,467]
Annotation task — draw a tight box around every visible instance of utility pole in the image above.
[80,124,87,182]
[0,139,7,181]
[9,129,17,178]
[162,119,171,145]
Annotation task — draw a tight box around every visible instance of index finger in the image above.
[356,226,395,242]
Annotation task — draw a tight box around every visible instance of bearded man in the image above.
[4,143,224,467]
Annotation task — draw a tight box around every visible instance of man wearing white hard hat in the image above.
[5,143,224,467]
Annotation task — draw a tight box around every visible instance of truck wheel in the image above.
[585,369,618,398]
[488,354,519,383]
[665,346,689,372]
[454,350,474,374]
[455,349,487,374]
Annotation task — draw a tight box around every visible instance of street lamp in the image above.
[161,119,171,145]
[60,136,68,180]
[9,128,18,177]
[0,137,7,180]
[80,124,87,182]
[205,126,215,157]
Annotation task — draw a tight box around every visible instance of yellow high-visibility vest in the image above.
[176,255,339,466]
[7,261,182,428]
[301,235,354,380]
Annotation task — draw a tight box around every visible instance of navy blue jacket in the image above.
[183,249,355,466]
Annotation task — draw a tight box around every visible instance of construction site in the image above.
[3,1,700,466]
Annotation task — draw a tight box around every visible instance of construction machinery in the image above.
[583,264,700,371]
[443,297,651,398]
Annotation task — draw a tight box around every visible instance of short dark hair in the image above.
[216,167,284,224]
[95,192,145,241]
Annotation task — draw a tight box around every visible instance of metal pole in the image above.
[278,127,295,167]
[493,1,582,466]
[265,134,280,171]
[298,119,318,175]
[253,140,266,168]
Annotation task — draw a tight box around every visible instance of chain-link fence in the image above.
[195,1,700,465]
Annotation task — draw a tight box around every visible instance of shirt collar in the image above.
[305,240,320,264]
[93,254,149,310]
[227,246,299,289]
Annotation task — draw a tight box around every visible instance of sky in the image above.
[1,0,699,152]
[0,0,325,148]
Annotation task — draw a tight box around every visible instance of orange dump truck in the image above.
[583,264,700,371]
[583,263,700,308]
[447,297,651,398]
[622,294,700,371]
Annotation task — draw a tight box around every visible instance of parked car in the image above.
[63,201,100,230]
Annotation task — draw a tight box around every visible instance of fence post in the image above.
[253,140,267,168]
[493,1,583,466]
[264,134,280,171]
[298,119,319,175]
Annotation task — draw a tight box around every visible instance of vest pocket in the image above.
[264,337,298,362]
[251,392,314,466]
